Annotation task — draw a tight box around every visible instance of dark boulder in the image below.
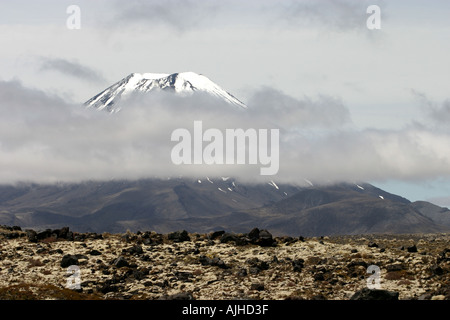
[98,280,120,294]
[437,248,450,263]
[220,232,240,244]
[123,245,143,255]
[61,254,79,268]
[175,271,194,281]
[292,259,305,272]
[248,228,260,241]
[168,230,190,242]
[198,255,229,269]
[386,263,405,272]
[250,283,265,291]
[111,256,129,268]
[429,264,444,276]
[314,272,325,281]
[350,288,399,300]
[246,257,270,274]
[55,227,70,239]
[36,229,52,240]
[89,249,102,256]
[257,229,276,247]
[246,228,276,247]
[26,230,38,243]
[209,230,225,240]
[237,268,248,277]
[158,292,195,300]
[2,232,21,239]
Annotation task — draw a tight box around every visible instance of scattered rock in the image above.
[98,280,121,294]
[437,248,450,263]
[292,259,305,272]
[246,257,270,274]
[158,292,195,300]
[247,228,276,247]
[0,225,449,300]
[350,288,399,300]
[237,268,248,277]
[209,230,225,240]
[418,292,433,300]
[198,255,229,269]
[407,245,418,253]
[250,283,265,291]
[26,227,75,242]
[347,260,368,269]
[131,269,146,280]
[314,272,325,281]
[111,256,129,268]
[123,245,143,255]
[168,230,190,242]
[175,271,194,281]
[26,230,38,243]
[386,263,405,272]
[257,229,276,247]
[220,232,241,244]
[89,249,102,256]
[142,238,152,245]
[429,264,444,276]
[248,228,260,241]
[61,254,79,268]
[36,244,47,254]
[1,232,22,239]
[368,242,379,248]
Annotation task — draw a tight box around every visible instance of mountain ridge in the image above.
[0,179,448,236]
[84,72,247,112]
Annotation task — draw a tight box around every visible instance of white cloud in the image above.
[2,80,450,186]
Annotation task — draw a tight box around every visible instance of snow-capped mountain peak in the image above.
[84,72,247,112]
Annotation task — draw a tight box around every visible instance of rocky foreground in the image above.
[0,225,448,300]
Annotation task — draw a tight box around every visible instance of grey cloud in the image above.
[246,87,351,129]
[39,57,106,83]
[429,100,450,123]
[280,0,383,31]
[412,90,450,125]
[111,0,222,32]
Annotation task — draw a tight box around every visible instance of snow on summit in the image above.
[84,72,247,112]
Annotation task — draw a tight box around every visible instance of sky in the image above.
[1,0,450,206]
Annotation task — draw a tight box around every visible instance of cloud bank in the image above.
[1,79,450,185]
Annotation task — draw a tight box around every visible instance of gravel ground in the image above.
[0,226,448,300]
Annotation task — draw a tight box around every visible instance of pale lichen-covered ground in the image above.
[0,226,448,300]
